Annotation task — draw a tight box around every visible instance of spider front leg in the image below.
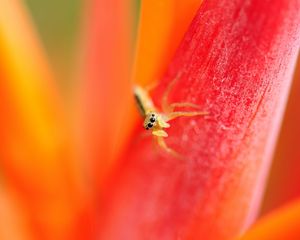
[167,102,204,113]
[165,111,208,121]
[161,73,181,112]
[145,81,159,92]
[152,129,180,157]
[156,136,180,158]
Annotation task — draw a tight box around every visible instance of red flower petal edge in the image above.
[98,0,300,239]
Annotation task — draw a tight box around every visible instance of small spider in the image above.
[134,75,208,156]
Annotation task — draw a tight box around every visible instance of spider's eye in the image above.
[151,114,155,117]
[150,117,155,123]
[145,127,149,130]
[147,123,153,128]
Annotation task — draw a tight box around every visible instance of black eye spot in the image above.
[145,127,149,130]
[147,123,153,128]
[150,118,155,123]
[151,114,155,117]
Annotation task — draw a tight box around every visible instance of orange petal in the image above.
[0,0,82,238]
[238,199,300,240]
[133,0,203,86]
[261,56,300,214]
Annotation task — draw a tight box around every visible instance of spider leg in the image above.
[165,111,208,121]
[161,73,182,112]
[156,136,181,158]
[145,81,159,92]
[152,129,168,137]
[168,102,202,112]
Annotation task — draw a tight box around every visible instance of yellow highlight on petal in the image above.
[0,0,63,158]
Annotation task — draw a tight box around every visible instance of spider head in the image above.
[144,112,157,130]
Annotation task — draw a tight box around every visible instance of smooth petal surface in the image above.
[0,0,82,239]
[238,199,300,240]
[98,0,300,239]
[133,0,203,86]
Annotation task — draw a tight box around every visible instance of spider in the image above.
[133,76,208,156]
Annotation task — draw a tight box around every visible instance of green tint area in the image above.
[25,0,140,90]
[25,0,81,90]
[133,0,140,41]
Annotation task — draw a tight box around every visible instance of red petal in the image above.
[133,0,203,86]
[99,0,300,239]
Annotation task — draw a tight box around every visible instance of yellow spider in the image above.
[134,76,208,156]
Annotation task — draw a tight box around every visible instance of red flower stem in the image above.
[99,0,300,239]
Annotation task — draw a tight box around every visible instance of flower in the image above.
[0,0,299,239]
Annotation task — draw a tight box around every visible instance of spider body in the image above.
[134,85,170,137]
[133,77,207,156]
